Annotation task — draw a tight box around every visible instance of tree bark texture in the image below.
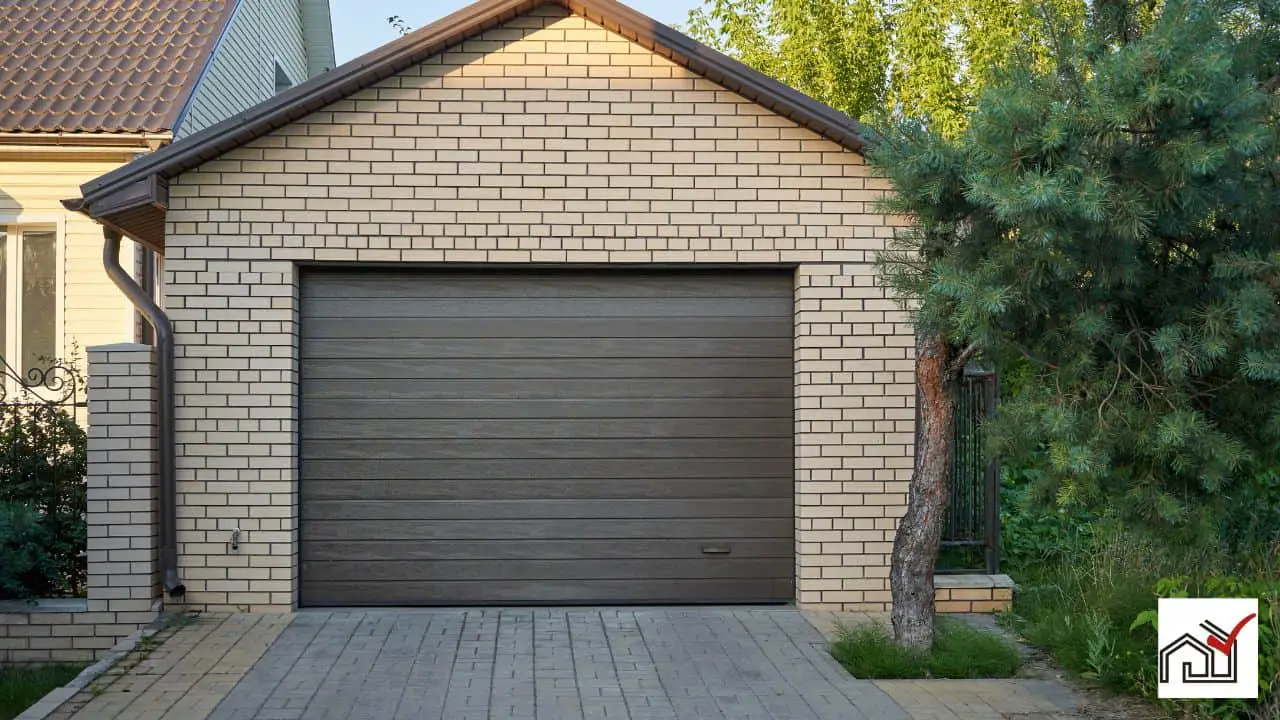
[891,331,955,651]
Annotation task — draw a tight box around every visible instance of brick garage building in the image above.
[63,0,988,620]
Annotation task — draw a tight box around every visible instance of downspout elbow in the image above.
[102,229,185,599]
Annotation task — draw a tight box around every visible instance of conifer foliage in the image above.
[873,0,1280,648]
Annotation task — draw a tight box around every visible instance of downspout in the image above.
[137,244,155,345]
[103,228,184,598]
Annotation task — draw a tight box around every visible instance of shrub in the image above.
[999,464,1096,570]
[1131,573,1280,719]
[0,502,57,599]
[1008,532,1165,696]
[830,617,1021,679]
[0,400,87,599]
[1008,522,1280,718]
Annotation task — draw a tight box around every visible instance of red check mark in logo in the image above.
[1207,613,1257,656]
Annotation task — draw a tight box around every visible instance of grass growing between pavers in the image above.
[0,664,84,720]
[830,616,1021,679]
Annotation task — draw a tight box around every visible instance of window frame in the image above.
[0,213,66,391]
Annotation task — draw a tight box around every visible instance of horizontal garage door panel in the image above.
[304,498,793,521]
[304,478,790,501]
[304,417,789,440]
[304,297,789,319]
[303,457,792,482]
[303,377,789,401]
[306,317,788,340]
[302,437,792,460]
[300,269,794,606]
[303,518,793,541]
[302,336,791,359]
[306,273,794,299]
[302,397,792,420]
[305,559,787,582]
[302,357,793,381]
[304,538,792,561]
[302,579,794,606]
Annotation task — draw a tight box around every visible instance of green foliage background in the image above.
[0,405,87,599]
[685,0,1084,134]
[872,0,1280,542]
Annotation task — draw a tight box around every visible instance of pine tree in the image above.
[873,0,1280,648]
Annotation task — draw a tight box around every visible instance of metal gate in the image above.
[0,356,88,598]
[938,369,999,574]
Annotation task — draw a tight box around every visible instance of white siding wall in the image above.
[0,158,138,373]
[176,0,308,138]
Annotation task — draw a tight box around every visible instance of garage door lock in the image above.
[701,545,731,555]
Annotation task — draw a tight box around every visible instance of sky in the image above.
[329,0,701,64]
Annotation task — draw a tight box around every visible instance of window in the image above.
[274,61,294,94]
[0,227,58,376]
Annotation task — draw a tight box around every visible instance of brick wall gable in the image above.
[160,3,913,612]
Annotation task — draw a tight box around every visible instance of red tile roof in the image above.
[0,0,238,134]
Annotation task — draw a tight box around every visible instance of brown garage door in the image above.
[299,268,794,606]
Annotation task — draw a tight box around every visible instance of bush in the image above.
[0,503,57,599]
[1008,523,1280,718]
[999,464,1096,570]
[830,617,1021,679]
[1008,530,1167,696]
[0,401,87,599]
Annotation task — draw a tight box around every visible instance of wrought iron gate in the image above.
[937,368,1000,574]
[0,356,89,598]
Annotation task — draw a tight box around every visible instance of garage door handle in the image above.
[701,545,731,555]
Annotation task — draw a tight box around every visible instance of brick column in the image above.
[84,343,161,638]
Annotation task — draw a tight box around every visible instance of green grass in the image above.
[1004,531,1280,717]
[829,616,1021,679]
[1006,560,1159,695]
[0,664,84,720]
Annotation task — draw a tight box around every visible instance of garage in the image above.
[298,268,795,606]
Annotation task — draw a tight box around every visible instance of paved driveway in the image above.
[51,608,909,720]
[210,608,908,720]
[48,608,1097,720]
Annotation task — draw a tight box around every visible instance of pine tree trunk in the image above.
[891,331,955,651]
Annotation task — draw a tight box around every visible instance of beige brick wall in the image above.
[1,344,160,664]
[161,4,915,612]
[934,575,1015,614]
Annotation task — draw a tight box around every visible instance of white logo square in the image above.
[1158,597,1259,699]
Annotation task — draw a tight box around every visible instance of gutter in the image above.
[101,227,184,599]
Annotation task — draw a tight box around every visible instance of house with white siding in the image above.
[0,0,334,385]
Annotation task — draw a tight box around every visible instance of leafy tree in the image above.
[686,0,892,121]
[686,0,1084,133]
[873,0,1280,648]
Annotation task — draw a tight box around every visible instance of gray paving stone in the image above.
[208,607,908,720]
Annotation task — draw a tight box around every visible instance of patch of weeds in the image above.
[0,664,85,720]
[1007,555,1161,695]
[829,617,1021,679]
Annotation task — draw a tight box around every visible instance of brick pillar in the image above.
[85,343,161,634]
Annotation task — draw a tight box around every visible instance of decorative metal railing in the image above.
[0,356,84,408]
[0,355,88,598]
[937,368,1000,574]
